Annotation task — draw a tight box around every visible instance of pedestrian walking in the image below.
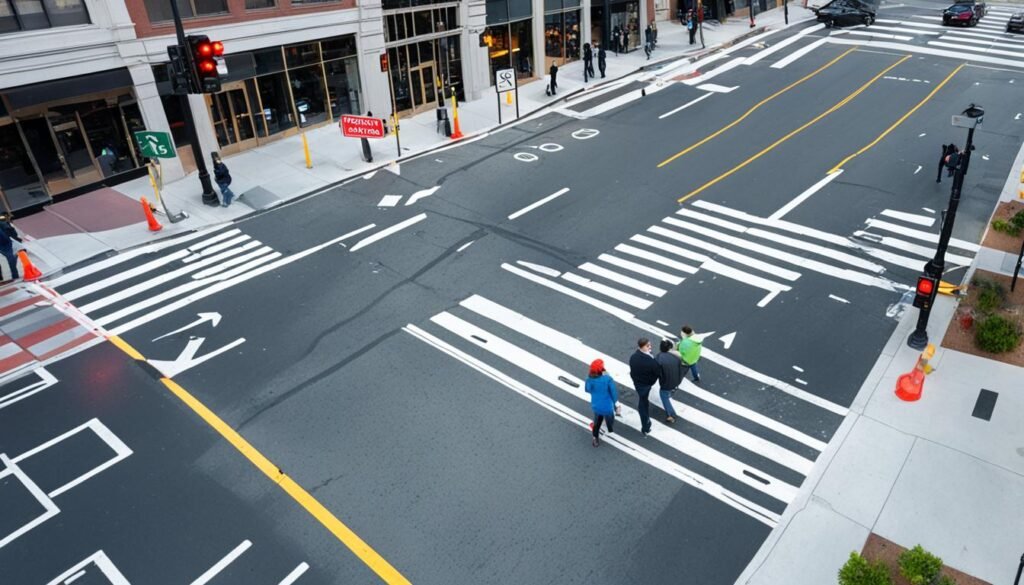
[98,147,117,177]
[678,7,686,25]
[629,337,662,436]
[583,43,593,82]
[938,144,960,182]
[652,21,658,47]
[677,325,703,384]
[597,43,607,78]
[687,10,698,45]
[612,26,620,55]
[0,214,22,281]
[619,28,627,53]
[211,152,236,208]
[586,359,618,447]
[644,24,653,55]
[547,61,559,95]
[656,340,682,424]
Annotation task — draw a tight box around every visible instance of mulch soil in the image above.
[980,200,1024,255]
[861,533,991,585]
[940,269,1024,367]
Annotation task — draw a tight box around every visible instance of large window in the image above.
[544,8,579,68]
[0,0,89,33]
[383,5,457,43]
[244,0,275,9]
[143,0,227,23]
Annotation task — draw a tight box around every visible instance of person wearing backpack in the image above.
[211,152,236,207]
[0,215,23,281]
[585,359,618,447]
[677,325,703,384]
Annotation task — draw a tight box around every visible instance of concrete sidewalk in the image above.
[16,5,815,276]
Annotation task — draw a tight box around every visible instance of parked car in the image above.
[1008,10,1024,32]
[943,2,981,26]
[954,0,985,18]
[814,0,878,27]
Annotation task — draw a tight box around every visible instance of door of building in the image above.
[19,114,99,196]
[407,61,437,114]
[208,82,259,156]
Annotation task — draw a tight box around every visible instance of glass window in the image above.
[418,39,433,63]
[385,14,398,42]
[485,0,507,24]
[509,19,533,79]
[388,47,412,113]
[193,0,227,15]
[0,122,45,211]
[245,0,274,8]
[325,58,361,118]
[288,66,328,127]
[564,10,580,61]
[42,0,88,26]
[413,8,432,36]
[485,24,511,83]
[322,36,356,61]
[285,43,320,68]
[544,0,559,12]
[254,48,285,75]
[1,1,20,33]
[13,0,48,29]
[143,0,225,22]
[508,0,529,20]
[291,0,339,4]
[544,14,562,60]
[256,72,296,136]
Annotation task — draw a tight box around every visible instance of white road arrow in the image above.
[719,332,737,350]
[692,330,716,343]
[148,336,244,378]
[152,312,222,342]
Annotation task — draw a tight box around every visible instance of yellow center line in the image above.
[829,63,966,174]
[108,335,411,585]
[657,47,859,169]
[676,53,913,204]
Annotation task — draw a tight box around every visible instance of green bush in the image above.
[975,315,1022,353]
[974,281,1005,314]
[838,552,892,585]
[992,217,1023,236]
[899,545,943,585]
[1011,210,1024,231]
[937,575,957,585]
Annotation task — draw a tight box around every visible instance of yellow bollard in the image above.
[506,91,513,106]
[301,132,312,169]
[147,164,161,207]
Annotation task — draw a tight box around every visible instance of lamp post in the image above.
[907,103,984,350]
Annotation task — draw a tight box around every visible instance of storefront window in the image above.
[0,123,44,210]
[509,19,533,79]
[610,1,640,51]
[285,43,321,69]
[143,0,227,23]
[324,58,361,117]
[43,0,90,26]
[256,72,297,136]
[245,0,274,8]
[10,0,48,30]
[322,36,357,61]
[564,10,580,61]
[485,24,512,81]
[254,48,285,75]
[545,13,562,60]
[289,66,328,127]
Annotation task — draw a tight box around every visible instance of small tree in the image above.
[898,545,943,585]
[838,552,892,585]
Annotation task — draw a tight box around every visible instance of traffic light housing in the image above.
[912,275,938,310]
[166,45,191,95]
[187,35,224,93]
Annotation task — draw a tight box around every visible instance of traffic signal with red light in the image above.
[187,35,224,93]
[912,275,938,309]
[379,52,389,72]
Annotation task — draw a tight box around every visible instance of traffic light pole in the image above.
[907,123,977,349]
[169,0,218,205]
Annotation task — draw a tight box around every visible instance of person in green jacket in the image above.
[676,325,702,384]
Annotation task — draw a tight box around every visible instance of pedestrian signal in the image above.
[912,275,938,310]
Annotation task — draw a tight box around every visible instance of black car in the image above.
[943,3,981,26]
[1008,10,1024,32]
[815,0,879,27]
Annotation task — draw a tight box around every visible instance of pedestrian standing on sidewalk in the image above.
[656,339,682,424]
[687,10,698,45]
[644,24,653,56]
[939,144,960,182]
[678,7,686,25]
[677,325,703,384]
[583,43,593,82]
[211,152,236,208]
[612,26,620,55]
[597,43,607,78]
[652,21,658,47]
[629,337,661,436]
[619,28,627,53]
[586,359,618,447]
[548,61,559,95]
[0,215,22,281]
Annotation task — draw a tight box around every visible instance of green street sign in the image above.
[134,131,176,159]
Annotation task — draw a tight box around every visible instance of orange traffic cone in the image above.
[450,114,464,140]
[141,196,162,232]
[895,369,925,401]
[17,250,42,282]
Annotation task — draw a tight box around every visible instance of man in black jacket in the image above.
[629,337,661,435]
[656,339,683,424]
[0,215,22,281]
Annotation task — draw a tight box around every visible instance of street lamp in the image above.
[907,103,984,350]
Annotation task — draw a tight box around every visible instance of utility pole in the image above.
[168,0,218,206]
[907,104,984,350]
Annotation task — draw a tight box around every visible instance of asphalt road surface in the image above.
[4,3,1024,583]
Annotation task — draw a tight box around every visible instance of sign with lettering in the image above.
[339,115,386,139]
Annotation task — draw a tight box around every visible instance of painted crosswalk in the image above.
[405,293,847,527]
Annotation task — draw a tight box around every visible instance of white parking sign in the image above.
[495,68,516,93]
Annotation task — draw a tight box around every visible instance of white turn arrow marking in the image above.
[152,312,222,342]
[718,332,737,350]
[692,330,716,343]
[149,336,245,379]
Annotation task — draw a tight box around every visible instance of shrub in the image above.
[1011,210,1024,231]
[898,545,943,585]
[937,575,958,585]
[974,281,1005,314]
[992,218,1022,236]
[975,315,1021,353]
[838,552,892,585]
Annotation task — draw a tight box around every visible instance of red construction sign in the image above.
[339,115,385,139]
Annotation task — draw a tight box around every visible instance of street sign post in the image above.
[339,115,386,139]
[134,131,176,159]
[494,68,519,124]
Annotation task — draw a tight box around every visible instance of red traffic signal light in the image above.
[916,276,935,296]
[379,52,388,72]
[212,41,224,56]
[186,35,223,93]
[197,41,213,57]
[198,60,216,74]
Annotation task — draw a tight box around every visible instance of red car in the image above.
[943,1,983,26]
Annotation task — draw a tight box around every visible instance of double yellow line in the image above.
[109,335,411,585]
[675,53,912,204]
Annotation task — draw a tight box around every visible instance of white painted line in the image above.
[881,209,936,227]
[659,93,713,119]
[404,323,780,527]
[15,419,133,498]
[676,208,747,232]
[915,165,922,174]
[106,224,376,335]
[941,33,1024,51]
[182,235,252,263]
[561,272,653,309]
[45,225,231,289]
[928,39,1024,57]
[719,332,736,349]
[630,234,709,264]
[190,252,282,284]
[377,195,402,207]
[502,263,635,321]
[747,227,887,273]
[864,219,981,252]
[793,365,805,372]
[191,247,276,280]
[191,540,252,585]
[795,378,809,385]
[853,231,973,265]
[829,294,851,303]
[279,563,310,585]
[744,23,826,65]
[866,25,941,35]
[507,188,571,220]
[597,253,687,283]
[0,368,58,411]
[823,37,1024,68]
[771,38,829,69]
[613,244,700,275]
[0,453,59,551]
[456,240,474,252]
[702,260,791,307]
[695,83,739,93]
[62,249,193,301]
[942,29,1024,43]
[770,172,843,219]
[350,213,427,252]
[656,319,670,326]
[579,262,667,296]
[922,207,936,213]
[684,57,746,85]
[46,551,131,585]
[516,260,562,278]
[847,30,913,40]
[63,569,87,584]
[650,225,802,281]
[405,186,440,206]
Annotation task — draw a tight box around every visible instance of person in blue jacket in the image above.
[585,359,618,447]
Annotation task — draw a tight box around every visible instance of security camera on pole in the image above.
[907,104,984,350]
